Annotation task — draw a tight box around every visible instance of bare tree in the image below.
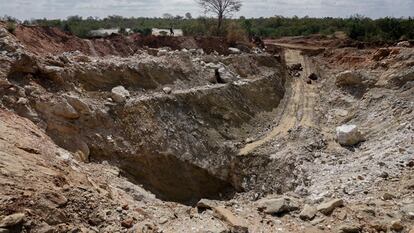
[196,0,242,32]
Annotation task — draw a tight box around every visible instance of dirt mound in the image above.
[5,24,233,56]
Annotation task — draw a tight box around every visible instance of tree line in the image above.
[2,14,414,42]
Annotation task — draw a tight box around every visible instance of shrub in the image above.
[226,22,248,44]
[6,22,16,34]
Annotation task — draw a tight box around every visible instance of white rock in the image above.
[111,86,130,103]
[336,124,364,146]
[157,49,168,56]
[162,87,172,94]
[228,47,241,54]
[397,41,410,47]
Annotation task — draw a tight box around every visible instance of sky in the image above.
[0,0,413,20]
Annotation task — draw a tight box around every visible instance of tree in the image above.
[185,12,193,19]
[163,13,174,19]
[196,0,242,33]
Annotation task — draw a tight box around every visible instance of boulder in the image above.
[111,86,130,103]
[317,199,344,215]
[336,125,364,146]
[335,71,363,87]
[257,196,300,215]
[0,213,25,228]
[299,204,317,221]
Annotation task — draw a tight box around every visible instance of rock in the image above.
[401,203,414,219]
[308,73,318,81]
[0,228,9,233]
[197,199,216,209]
[0,213,25,228]
[217,67,237,83]
[17,97,28,105]
[379,171,389,179]
[0,28,9,38]
[372,48,390,61]
[36,223,54,233]
[336,125,364,146]
[131,221,157,233]
[397,41,410,47]
[157,49,168,56]
[382,193,395,200]
[299,204,317,221]
[390,220,404,232]
[257,196,299,215]
[317,199,344,215]
[41,191,68,207]
[121,218,134,228]
[162,87,172,94]
[52,100,80,119]
[228,47,241,54]
[213,206,248,233]
[409,226,414,233]
[158,217,168,225]
[111,86,130,103]
[335,71,363,87]
[338,223,361,233]
[65,95,91,115]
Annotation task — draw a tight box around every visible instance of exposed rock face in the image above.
[336,125,364,146]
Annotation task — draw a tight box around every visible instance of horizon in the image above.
[0,0,413,21]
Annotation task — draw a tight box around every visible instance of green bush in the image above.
[6,22,16,34]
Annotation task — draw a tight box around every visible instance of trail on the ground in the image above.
[239,48,317,155]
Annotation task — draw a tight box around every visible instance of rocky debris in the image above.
[317,199,344,215]
[257,196,300,215]
[335,70,363,86]
[372,48,391,61]
[299,204,317,221]
[111,86,130,103]
[0,213,25,228]
[336,125,364,146]
[397,41,411,47]
[213,206,248,233]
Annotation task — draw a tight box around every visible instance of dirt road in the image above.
[239,48,318,155]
